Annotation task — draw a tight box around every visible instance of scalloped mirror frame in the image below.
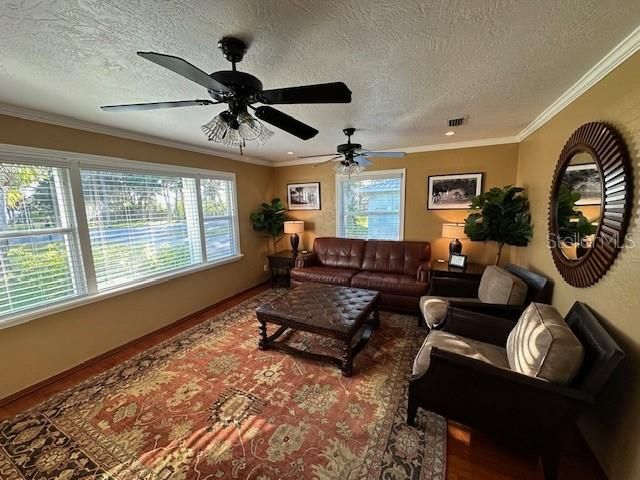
[548,122,632,287]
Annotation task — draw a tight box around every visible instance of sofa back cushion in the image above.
[313,237,366,269]
[478,266,528,305]
[361,240,430,275]
[506,303,584,384]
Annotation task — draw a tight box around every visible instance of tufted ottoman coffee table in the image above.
[255,282,380,376]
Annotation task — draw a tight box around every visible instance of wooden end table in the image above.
[255,283,380,376]
[267,250,297,287]
[430,261,486,280]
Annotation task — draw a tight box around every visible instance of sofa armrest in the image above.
[427,276,480,298]
[416,347,593,405]
[447,301,525,321]
[417,261,431,283]
[442,307,516,346]
[294,253,318,268]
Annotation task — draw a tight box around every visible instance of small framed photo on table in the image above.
[448,253,467,270]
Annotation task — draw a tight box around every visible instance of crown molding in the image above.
[273,136,519,167]
[2,23,638,168]
[0,103,272,167]
[517,24,640,141]
[398,136,519,154]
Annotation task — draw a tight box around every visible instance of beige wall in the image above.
[273,144,520,264]
[2,50,639,479]
[0,115,273,400]
[515,51,640,480]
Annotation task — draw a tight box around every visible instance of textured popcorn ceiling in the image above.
[1,0,639,163]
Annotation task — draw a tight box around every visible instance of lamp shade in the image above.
[441,223,468,239]
[284,220,304,234]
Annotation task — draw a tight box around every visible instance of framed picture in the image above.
[287,182,321,210]
[427,173,483,210]
[448,253,467,269]
[563,164,602,205]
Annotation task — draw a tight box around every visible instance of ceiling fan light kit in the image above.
[101,36,352,152]
[201,110,273,149]
[309,128,407,176]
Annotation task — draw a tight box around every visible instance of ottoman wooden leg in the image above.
[258,319,269,350]
[371,306,380,330]
[341,342,353,377]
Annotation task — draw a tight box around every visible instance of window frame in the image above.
[0,144,243,329]
[0,161,87,316]
[335,168,406,241]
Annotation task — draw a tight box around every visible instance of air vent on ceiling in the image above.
[448,116,467,127]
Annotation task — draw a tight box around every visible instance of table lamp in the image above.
[284,220,304,255]
[441,223,468,255]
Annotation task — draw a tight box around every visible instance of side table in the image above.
[430,261,486,281]
[268,250,297,287]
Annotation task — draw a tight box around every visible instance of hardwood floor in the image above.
[0,285,605,480]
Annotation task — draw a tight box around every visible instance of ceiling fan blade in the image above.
[259,82,352,104]
[137,52,231,93]
[101,99,218,112]
[297,153,339,159]
[254,106,318,140]
[313,155,342,167]
[354,155,372,167]
[362,151,406,158]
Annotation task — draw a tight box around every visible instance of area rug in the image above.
[0,289,446,480]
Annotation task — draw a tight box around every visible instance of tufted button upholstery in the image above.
[362,240,431,275]
[313,237,366,269]
[289,237,432,312]
[256,282,380,337]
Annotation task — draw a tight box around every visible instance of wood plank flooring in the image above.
[0,285,606,479]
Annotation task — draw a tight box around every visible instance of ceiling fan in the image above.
[299,128,406,174]
[101,36,352,151]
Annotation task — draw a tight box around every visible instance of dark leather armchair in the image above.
[407,302,624,480]
[422,264,553,327]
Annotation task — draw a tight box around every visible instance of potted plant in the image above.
[464,185,533,265]
[250,198,286,253]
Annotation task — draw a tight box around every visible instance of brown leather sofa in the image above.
[291,237,431,312]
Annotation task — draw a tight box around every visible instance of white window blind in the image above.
[0,149,242,325]
[200,178,238,262]
[337,170,405,240]
[81,169,203,291]
[0,163,84,316]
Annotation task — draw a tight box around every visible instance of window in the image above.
[81,169,203,290]
[0,163,84,316]
[0,150,241,325]
[336,169,405,240]
[200,178,239,262]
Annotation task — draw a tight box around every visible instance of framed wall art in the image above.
[427,173,483,210]
[287,182,321,210]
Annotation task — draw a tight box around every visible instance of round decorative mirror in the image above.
[549,122,632,287]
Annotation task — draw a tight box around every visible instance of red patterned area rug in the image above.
[0,290,446,480]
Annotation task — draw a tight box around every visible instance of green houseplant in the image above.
[556,184,598,242]
[250,198,286,253]
[464,185,533,265]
